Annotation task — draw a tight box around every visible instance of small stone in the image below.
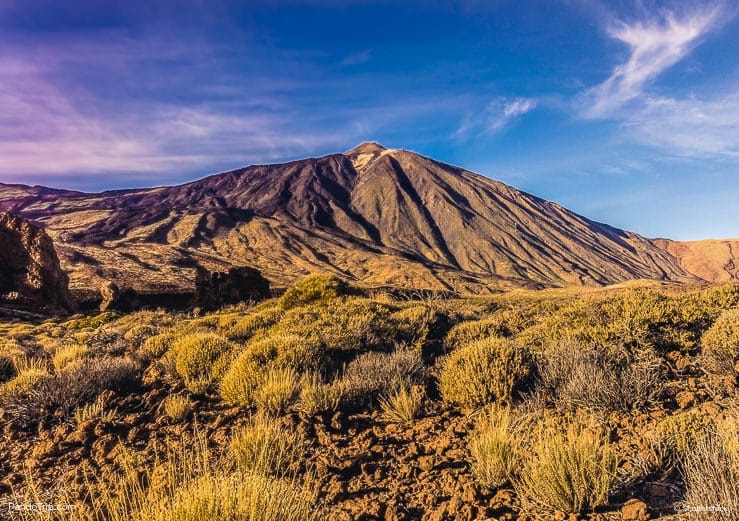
[621,498,650,520]
[675,391,696,409]
[418,455,435,472]
[407,441,421,457]
[447,494,462,515]
[675,355,692,372]
[330,411,345,431]
[461,482,479,503]
[648,484,669,497]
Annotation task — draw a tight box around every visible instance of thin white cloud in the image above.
[456,96,537,137]
[627,93,739,158]
[584,4,722,117]
[0,54,362,180]
[489,97,537,131]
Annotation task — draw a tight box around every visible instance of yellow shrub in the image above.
[74,395,116,424]
[161,395,194,422]
[171,333,234,394]
[280,273,350,310]
[271,298,395,354]
[444,315,509,350]
[389,305,447,350]
[656,410,715,456]
[141,331,178,360]
[246,334,323,371]
[298,373,343,416]
[701,308,739,376]
[0,361,48,397]
[226,307,283,341]
[439,337,533,408]
[220,355,265,407]
[123,324,158,346]
[379,386,423,422]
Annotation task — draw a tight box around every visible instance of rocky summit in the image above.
[1,143,734,295]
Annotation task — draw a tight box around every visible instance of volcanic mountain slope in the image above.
[0,143,712,293]
[652,238,739,283]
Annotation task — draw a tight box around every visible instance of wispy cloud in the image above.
[626,92,739,158]
[0,57,352,180]
[489,97,537,131]
[584,4,723,117]
[456,96,537,137]
[579,2,739,160]
[340,49,372,66]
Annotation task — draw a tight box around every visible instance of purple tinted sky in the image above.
[0,0,738,240]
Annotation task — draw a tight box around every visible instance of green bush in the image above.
[700,308,739,376]
[270,298,396,355]
[226,307,283,341]
[171,333,234,394]
[280,274,351,310]
[440,337,533,408]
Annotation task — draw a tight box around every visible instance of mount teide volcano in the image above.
[0,143,734,293]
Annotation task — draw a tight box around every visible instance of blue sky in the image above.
[0,0,737,240]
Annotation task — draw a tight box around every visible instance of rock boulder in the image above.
[195,266,270,310]
[0,212,75,314]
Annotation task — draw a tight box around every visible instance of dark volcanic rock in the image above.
[195,266,270,310]
[0,212,75,314]
[99,281,142,313]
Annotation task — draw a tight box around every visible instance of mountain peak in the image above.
[344,142,392,172]
[344,142,387,156]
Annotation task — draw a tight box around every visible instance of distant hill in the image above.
[1,142,732,293]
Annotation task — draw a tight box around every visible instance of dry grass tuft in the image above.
[680,413,739,521]
[231,414,305,478]
[515,422,617,515]
[74,394,116,425]
[468,405,520,488]
[254,366,300,414]
[161,394,194,422]
[379,386,423,422]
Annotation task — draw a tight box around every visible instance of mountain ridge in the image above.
[0,143,733,293]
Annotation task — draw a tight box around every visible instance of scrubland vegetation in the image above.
[1,274,738,520]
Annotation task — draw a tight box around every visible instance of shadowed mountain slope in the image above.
[0,143,722,293]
